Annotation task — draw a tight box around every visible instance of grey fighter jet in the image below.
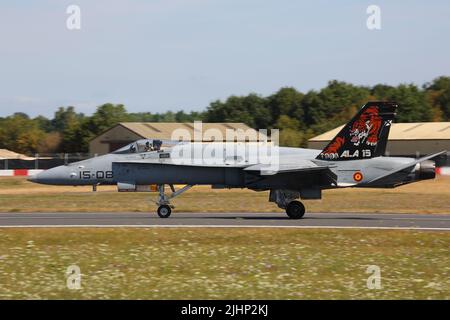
[28,102,445,219]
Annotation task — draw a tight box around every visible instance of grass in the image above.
[0,228,448,299]
[0,177,449,214]
[0,178,448,299]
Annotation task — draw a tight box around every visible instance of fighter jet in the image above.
[28,102,445,219]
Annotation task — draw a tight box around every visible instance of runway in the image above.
[0,212,449,231]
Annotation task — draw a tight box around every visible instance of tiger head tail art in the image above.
[317,102,397,161]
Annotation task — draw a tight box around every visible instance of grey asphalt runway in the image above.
[0,212,449,231]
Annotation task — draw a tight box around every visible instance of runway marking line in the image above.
[0,225,448,231]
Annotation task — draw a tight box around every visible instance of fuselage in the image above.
[28,144,317,186]
[28,141,430,189]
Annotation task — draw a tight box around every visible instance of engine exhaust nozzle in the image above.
[415,160,436,180]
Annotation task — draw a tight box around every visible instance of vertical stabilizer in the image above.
[316,102,397,161]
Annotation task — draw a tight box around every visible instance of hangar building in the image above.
[89,122,265,155]
[308,122,450,166]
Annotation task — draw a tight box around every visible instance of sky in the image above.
[0,0,449,118]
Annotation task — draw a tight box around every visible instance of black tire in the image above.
[286,201,305,219]
[157,205,172,218]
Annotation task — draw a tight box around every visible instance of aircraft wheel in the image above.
[286,201,305,219]
[157,205,172,218]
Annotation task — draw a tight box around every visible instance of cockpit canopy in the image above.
[111,139,185,154]
[112,139,164,154]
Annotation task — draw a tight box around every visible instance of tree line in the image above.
[1,76,449,154]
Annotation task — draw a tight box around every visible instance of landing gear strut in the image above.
[156,184,193,218]
[269,189,306,219]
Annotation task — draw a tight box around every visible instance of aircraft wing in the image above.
[115,158,336,175]
[243,159,337,189]
[113,158,248,168]
[112,158,337,190]
[244,159,335,175]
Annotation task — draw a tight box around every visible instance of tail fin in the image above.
[316,101,397,161]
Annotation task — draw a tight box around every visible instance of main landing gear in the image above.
[269,189,306,219]
[285,200,305,219]
[155,184,193,218]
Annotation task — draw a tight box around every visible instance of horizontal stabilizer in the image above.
[364,151,446,185]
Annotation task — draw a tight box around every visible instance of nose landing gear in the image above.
[157,204,172,218]
[155,184,194,218]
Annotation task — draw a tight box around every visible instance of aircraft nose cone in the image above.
[27,170,46,184]
[26,166,70,185]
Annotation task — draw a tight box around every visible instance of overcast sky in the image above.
[0,0,449,118]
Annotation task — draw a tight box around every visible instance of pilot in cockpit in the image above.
[144,141,154,152]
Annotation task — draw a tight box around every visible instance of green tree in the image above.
[371,84,394,99]
[158,111,176,122]
[52,103,129,153]
[275,115,304,147]
[87,103,129,134]
[33,115,53,132]
[303,80,370,132]
[268,87,305,127]
[47,106,85,152]
[68,103,129,152]
[0,114,46,154]
[425,76,450,121]
[127,112,157,122]
[175,110,204,122]
[376,84,432,122]
[37,132,63,154]
[205,94,271,128]
[51,106,83,131]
